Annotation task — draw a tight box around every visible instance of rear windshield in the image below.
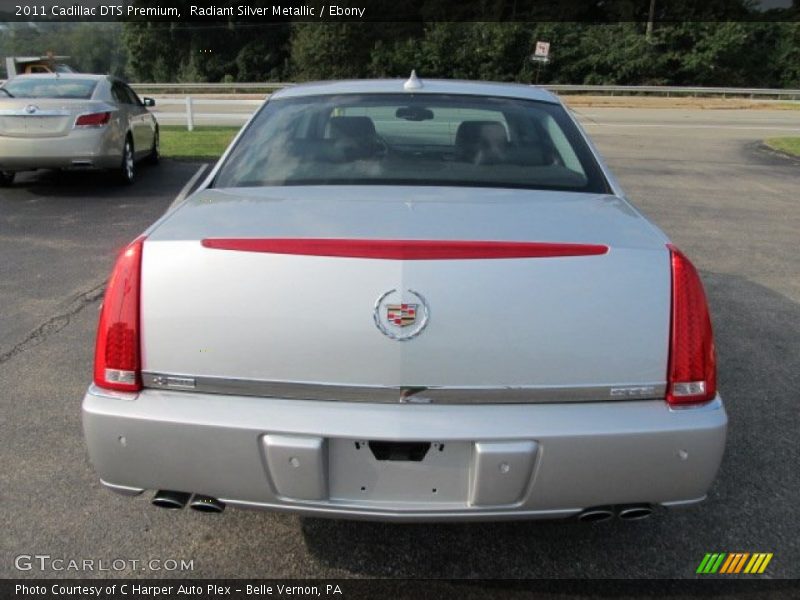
[213,93,609,193]
[2,78,98,99]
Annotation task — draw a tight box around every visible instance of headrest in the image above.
[327,116,377,139]
[455,120,508,147]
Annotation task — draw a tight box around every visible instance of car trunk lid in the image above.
[0,99,112,138]
[139,186,670,401]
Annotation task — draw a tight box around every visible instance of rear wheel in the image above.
[116,137,135,185]
[0,171,15,187]
[145,128,160,165]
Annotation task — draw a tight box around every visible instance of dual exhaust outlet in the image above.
[577,503,653,523]
[151,490,225,513]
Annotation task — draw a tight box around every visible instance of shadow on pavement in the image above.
[298,271,799,578]
[4,160,200,200]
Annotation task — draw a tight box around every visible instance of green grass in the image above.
[159,125,240,159]
[764,137,800,158]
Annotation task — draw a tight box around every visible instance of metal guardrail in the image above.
[130,82,293,92]
[143,83,800,130]
[1,80,797,99]
[128,82,800,100]
[544,84,800,99]
[5,79,795,128]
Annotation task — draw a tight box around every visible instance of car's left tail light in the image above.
[93,236,145,392]
[666,244,717,406]
[75,111,111,127]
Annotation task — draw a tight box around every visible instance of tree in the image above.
[0,23,129,78]
[123,22,290,82]
[289,23,377,81]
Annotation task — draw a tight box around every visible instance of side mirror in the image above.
[143,97,156,107]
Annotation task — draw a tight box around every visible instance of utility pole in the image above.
[646,0,656,41]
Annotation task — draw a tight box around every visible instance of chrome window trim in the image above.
[142,372,665,404]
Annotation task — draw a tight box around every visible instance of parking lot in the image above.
[0,107,798,579]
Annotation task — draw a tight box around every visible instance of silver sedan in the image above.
[0,73,158,185]
[82,76,726,522]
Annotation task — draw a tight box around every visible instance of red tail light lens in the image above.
[667,244,717,406]
[75,111,111,127]
[93,237,145,392]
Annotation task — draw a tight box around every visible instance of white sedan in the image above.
[0,73,158,185]
[82,76,726,521]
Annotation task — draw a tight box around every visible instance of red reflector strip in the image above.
[200,239,608,260]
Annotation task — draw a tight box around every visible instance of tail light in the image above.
[75,111,111,127]
[667,244,717,406]
[93,237,145,392]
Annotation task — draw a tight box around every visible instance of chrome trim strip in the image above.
[661,495,707,508]
[0,109,71,117]
[142,372,666,404]
[100,480,145,496]
[218,498,581,522]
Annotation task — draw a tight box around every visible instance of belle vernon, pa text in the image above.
[16,584,343,597]
[190,4,366,17]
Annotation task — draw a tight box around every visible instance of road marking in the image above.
[151,99,264,106]
[752,181,784,195]
[581,122,800,132]
[167,164,208,213]
[155,112,253,119]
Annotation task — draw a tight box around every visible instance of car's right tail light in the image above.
[93,236,145,392]
[75,111,111,127]
[667,244,717,406]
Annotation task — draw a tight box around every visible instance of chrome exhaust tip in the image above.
[152,490,190,509]
[577,506,614,523]
[617,504,654,521]
[189,494,225,514]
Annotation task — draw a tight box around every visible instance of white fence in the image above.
[156,96,265,130]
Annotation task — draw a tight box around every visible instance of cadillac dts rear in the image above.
[82,79,726,521]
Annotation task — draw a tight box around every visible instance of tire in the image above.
[0,171,15,187]
[145,128,159,165]
[116,137,135,185]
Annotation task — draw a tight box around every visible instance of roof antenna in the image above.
[404,70,422,91]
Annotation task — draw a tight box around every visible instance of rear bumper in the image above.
[82,386,727,521]
[0,129,120,170]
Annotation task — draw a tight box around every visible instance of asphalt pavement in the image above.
[0,107,798,580]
